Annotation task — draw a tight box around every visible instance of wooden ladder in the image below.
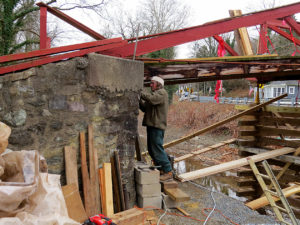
[248,159,298,225]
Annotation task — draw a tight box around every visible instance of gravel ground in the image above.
[154,181,281,225]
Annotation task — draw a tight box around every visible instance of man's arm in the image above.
[139,98,146,112]
[141,90,165,105]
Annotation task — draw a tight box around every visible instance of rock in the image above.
[9,129,34,146]
[75,122,87,131]
[27,122,46,135]
[76,57,89,69]
[28,97,46,107]
[50,121,63,131]
[49,95,68,110]
[42,109,52,117]
[68,102,85,112]
[3,109,27,127]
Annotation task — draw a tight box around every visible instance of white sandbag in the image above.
[0,173,80,225]
[0,150,39,216]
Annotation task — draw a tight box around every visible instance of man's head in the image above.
[150,76,164,91]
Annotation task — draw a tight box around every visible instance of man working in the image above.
[139,76,172,181]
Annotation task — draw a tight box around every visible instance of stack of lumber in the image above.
[62,125,150,225]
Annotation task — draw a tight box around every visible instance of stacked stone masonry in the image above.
[0,53,144,207]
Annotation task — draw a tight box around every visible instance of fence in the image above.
[182,95,300,107]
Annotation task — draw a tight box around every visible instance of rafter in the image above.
[100,2,300,57]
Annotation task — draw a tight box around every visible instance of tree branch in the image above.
[14,0,56,20]
[9,39,40,54]
[58,0,105,11]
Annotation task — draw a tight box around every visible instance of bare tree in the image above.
[105,0,190,56]
[0,0,111,55]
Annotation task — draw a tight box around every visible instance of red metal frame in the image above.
[269,25,300,46]
[266,19,290,29]
[284,16,300,37]
[0,38,122,63]
[100,2,300,57]
[3,2,300,76]
[37,2,105,47]
[213,35,238,56]
[39,6,48,49]
[258,24,269,54]
[0,41,127,75]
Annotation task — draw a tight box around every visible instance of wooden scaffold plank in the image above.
[178,147,297,182]
[174,139,236,162]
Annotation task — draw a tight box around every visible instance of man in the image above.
[139,76,172,181]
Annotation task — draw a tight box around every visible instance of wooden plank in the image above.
[64,146,78,188]
[110,208,145,225]
[174,139,236,162]
[246,184,300,210]
[62,184,88,223]
[268,148,300,190]
[178,147,296,182]
[250,117,300,126]
[176,207,190,216]
[111,155,121,213]
[164,187,190,202]
[258,137,300,148]
[88,124,101,214]
[257,126,300,137]
[239,147,300,165]
[229,10,253,56]
[114,151,125,211]
[79,132,93,216]
[99,168,106,215]
[161,180,178,190]
[273,112,295,130]
[103,163,114,217]
[164,94,287,149]
[235,105,300,114]
[135,135,142,161]
[238,120,257,126]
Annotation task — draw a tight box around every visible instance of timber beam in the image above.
[143,56,300,85]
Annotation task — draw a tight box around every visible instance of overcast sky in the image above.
[50,0,300,58]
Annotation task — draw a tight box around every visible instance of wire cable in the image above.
[157,195,168,225]
[188,181,216,225]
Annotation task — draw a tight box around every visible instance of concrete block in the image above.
[137,195,162,209]
[87,53,144,92]
[135,167,159,184]
[162,193,179,209]
[137,183,161,197]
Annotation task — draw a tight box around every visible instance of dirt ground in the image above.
[137,99,295,224]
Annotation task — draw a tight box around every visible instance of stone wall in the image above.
[0,53,144,207]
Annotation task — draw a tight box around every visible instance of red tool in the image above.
[83,214,116,225]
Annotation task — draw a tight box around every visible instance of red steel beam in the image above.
[0,37,122,63]
[213,35,239,56]
[284,16,300,37]
[269,25,300,46]
[100,2,300,57]
[36,2,105,40]
[40,6,47,49]
[266,19,290,29]
[0,41,127,75]
[258,24,269,54]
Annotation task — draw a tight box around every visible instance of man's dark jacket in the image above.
[139,88,168,130]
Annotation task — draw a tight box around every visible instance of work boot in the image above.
[160,171,173,181]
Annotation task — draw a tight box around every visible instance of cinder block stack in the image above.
[135,164,162,209]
